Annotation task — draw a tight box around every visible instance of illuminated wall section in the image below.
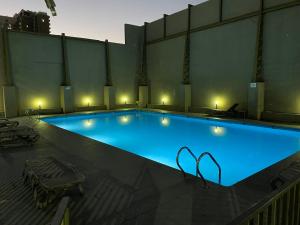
[110,43,137,105]
[190,18,257,110]
[8,32,63,113]
[147,36,185,106]
[67,39,106,108]
[263,6,300,114]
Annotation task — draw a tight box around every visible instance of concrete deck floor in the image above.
[0,111,300,225]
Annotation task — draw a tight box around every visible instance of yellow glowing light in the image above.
[82,97,92,107]
[83,119,94,128]
[33,98,46,109]
[212,96,227,110]
[161,96,169,105]
[211,126,226,136]
[121,96,129,104]
[160,117,170,127]
[119,116,131,125]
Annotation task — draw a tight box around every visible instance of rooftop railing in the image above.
[227,177,300,225]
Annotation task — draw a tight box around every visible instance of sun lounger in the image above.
[0,118,19,128]
[23,157,85,209]
[0,126,40,148]
[212,103,246,118]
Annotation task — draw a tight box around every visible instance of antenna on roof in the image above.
[44,0,57,16]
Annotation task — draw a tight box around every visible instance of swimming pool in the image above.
[43,110,300,186]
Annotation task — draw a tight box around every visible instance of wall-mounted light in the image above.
[161,96,169,105]
[82,97,92,107]
[212,96,226,110]
[33,98,46,110]
[122,96,128,105]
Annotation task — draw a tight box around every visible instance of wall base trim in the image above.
[262,111,300,123]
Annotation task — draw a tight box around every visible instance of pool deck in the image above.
[0,109,300,225]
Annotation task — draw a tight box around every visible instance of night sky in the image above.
[0,0,206,43]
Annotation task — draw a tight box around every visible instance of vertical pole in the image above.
[138,22,149,108]
[248,0,265,120]
[104,40,114,110]
[2,25,18,117]
[60,33,73,113]
[163,14,168,39]
[182,4,193,112]
[2,25,12,86]
[219,0,223,22]
[183,4,192,85]
[139,22,148,86]
[61,33,70,86]
[105,39,112,86]
[253,0,264,82]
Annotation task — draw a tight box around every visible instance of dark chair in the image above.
[227,103,239,113]
[213,103,246,118]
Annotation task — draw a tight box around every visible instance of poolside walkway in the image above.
[0,115,299,225]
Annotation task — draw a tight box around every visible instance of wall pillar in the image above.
[248,82,264,120]
[183,84,191,112]
[104,86,115,110]
[138,86,149,108]
[2,25,17,118]
[163,14,168,39]
[3,86,18,118]
[2,26,13,86]
[60,86,73,113]
[181,4,192,113]
[137,22,149,106]
[219,0,223,22]
[248,0,265,120]
[60,33,73,113]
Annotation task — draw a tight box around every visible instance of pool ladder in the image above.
[176,146,222,187]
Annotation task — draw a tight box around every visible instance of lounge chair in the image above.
[212,103,246,118]
[0,118,19,128]
[0,126,40,148]
[23,157,85,208]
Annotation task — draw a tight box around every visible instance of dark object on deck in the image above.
[0,126,40,148]
[22,157,85,209]
[213,103,246,118]
[227,103,239,113]
[0,118,19,128]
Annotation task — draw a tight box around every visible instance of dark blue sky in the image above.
[1,0,206,43]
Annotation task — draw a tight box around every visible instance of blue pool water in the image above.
[43,110,300,186]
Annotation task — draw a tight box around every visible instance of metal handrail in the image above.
[197,152,222,185]
[176,146,198,177]
[176,147,206,184]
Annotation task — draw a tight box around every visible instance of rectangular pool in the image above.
[43,110,300,186]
